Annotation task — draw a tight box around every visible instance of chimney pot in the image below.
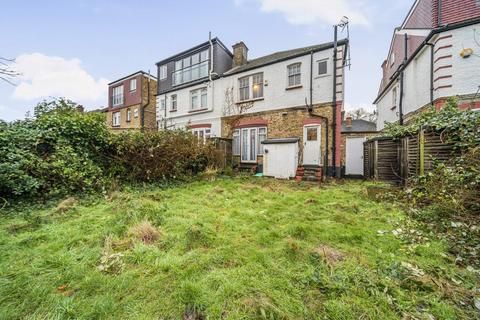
[346,116,352,128]
[232,42,248,67]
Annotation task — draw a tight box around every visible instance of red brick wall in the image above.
[433,0,480,27]
[108,74,142,109]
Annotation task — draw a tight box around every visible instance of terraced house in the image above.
[107,71,158,131]
[156,37,349,181]
[374,0,480,130]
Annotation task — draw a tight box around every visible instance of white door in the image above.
[241,128,257,163]
[346,137,366,175]
[303,125,321,165]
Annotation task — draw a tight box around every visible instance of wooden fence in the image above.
[363,130,454,184]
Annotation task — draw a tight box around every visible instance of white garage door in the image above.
[346,137,366,176]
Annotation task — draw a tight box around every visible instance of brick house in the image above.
[374,0,480,130]
[156,37,348,181]
[107,71,158,131]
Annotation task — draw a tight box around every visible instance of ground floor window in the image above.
[192,127,211,140]
[112,111,120,126]
[234,127,267,163]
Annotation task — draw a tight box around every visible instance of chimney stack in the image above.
[76,105,85,113]
[346,116,352,128]
[232,42,248,67]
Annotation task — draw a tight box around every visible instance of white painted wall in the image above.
[156,44,346,136]
[375,23,480,130]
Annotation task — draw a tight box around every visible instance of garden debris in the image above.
[400,262,425,277]
[98,236,125,274]
[304,198,317,205]
[56,284,75,297]
[474,297,480,310]
[56,197,76,213]
[128,220,161,244]
[312,245,345,265]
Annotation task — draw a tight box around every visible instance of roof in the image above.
[108,71,157,86]
[155,37,233,66]
[342,119,377,133]
[224,39,348,76]
[262,138,300,145]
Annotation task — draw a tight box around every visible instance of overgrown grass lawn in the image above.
[0,178,478,319]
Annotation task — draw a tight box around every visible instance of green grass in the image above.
[0,177,478,319]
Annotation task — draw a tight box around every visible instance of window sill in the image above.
[286,85,302,91]
[169,109,177,113]
[188,108,208,113]
[315,74,330,79]
[236,97,264,104]
[390,106,397,111]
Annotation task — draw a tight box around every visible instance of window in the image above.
[130,79,137,92]
[172,49,209,86]
[112,111,120,126]
[233,129,240,155]
[159,65,167,80]
[390,53,395,67]
[318,60,328,76]
[236,127,267,163]
[190,88,207,111]
[126,108,132,122]
[171,95,177,111]
[112,85,124,106]
[307,127,318,141]
[392,87,398,110]
[192,127,211,140]
[159,98,166,111]
[287,63,301,87]
[239,76,250,101]
[252,73,264,99]
[134,108,139,118]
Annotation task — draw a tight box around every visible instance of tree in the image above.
[346,107,377,123]
[0,57,20,85]
[222,86,254,136]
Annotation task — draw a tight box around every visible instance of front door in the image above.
[345,137,366,175]
[303,125,321,165]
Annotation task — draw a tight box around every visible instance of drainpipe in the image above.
[163,93,167,130]
[307,51,329,178]
[141,72,151,132]
[332,25,338,178]
[399,33,408,125]
[426,42,435,107]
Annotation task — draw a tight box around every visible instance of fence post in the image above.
[419,129,425,176]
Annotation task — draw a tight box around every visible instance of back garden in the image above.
[0,99,479,319]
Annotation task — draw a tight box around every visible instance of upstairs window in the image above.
[159,65,167,80]
[173,49,209,86]
[392,87,398,110]
[190,88,207,111]
[238,73,264,102]
[318,60,328,76]
[112,85,124,106]
[171,95,177,111]
[130,79,137,92]
[239,76,250,101]
[252,73,264,99]
[287,63,301,87]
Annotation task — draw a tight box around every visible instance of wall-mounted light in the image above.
[460,48,474,58]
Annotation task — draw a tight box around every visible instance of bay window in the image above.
[192,127,211,140]
[234,127,267,163]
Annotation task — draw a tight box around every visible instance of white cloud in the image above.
[12,53,109,104]
[235,0,370,27]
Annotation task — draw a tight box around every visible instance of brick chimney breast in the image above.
[232,42,248,68]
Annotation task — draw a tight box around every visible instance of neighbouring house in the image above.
[156,37,348,181]
[107,71,158,131]
[341,117,377,177]
[374,0,480,131]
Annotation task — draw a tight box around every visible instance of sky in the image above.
[0,0,414,121]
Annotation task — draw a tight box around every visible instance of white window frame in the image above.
[190,88,207,111]
[159,65,167,80]
[390,53,395,67]
[392,87,398,110]
[233,129,240,156]
[287,63,301,87]
[130,78,137,92]
[133,108,139,118]
[317,59,328,76]
[112,111,121,127]
[171,94,177,111]
[112,85,124,106]
[238,72,264,102]
[239,126,267,163]
[172,50,209,86]
[192,127,211,141]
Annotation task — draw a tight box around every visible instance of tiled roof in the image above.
[224,39,348,76]
[342,119,377,133]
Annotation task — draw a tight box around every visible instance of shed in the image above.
[261,138,299,179]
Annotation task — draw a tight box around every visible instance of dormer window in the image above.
[173,50,209,86]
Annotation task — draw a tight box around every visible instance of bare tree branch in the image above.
[0,56,20,86]
[222,86,254,136]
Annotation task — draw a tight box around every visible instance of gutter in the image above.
[373,17,480,104]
